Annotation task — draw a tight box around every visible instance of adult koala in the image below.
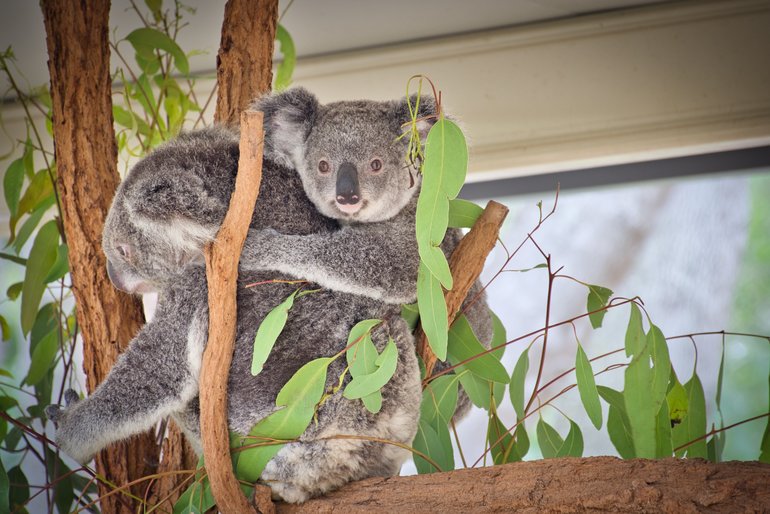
[46,127,421,503]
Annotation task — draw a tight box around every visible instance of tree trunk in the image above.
[215,0,279,125]
[40,1,192,511]
[277,457,770,513]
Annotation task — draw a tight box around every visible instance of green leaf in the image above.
[0,252,26,265]
[666,378,689,426]
[346,320,384,413]
[586,284,613,329]
[0,316,10,342]
[3,157,24,219]
[447,315,508,383]
[557,420,584,458]
[126,28,190,75]
[672,373,707,458]
[21,220,59,335]
[760,374,770,464]
[274,25,296,91]
[415,118,468,288]
[6,282,22,301]
[459,371,503,411]
[44,244,69,283]
[173,475,214,514]
[598,386,635,459]
[344,338,398,400]
[0,458,8,514]
[447,198,483,228]
[12,196,55,253]
[488,412,515,464]
[7,466,28,512]
[536,418,564,459]
[655,401,673,458]
[251,290,298,375]
[274,357,331,410]
[490,311,507,357]
[347,319,381,346]
[412,419,450,474]
[401,302,419,331]
[575,344,602,430]
[17,168,53,216]
[421,374,460,426]
[417,262,448,361]
[24,330,58,385]
[510,348,529,420]
[624,303,644,357]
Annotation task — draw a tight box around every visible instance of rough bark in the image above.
[416,201,509,378]
[201,112,265,514]
[215,0,279,125]
[278,457,770,513]
[40,1,160,511]
[41,1,197,510]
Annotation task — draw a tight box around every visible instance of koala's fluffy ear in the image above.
[252,87,320,168]
[390,94,439,140]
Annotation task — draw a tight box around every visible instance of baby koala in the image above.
[243,88,494,414]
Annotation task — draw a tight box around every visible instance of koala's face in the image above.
[102,195,200,294]
[298,101,418,223]
[257,89,437,224]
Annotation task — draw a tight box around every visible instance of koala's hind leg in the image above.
[260,318,421,503]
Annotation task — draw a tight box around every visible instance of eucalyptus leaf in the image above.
[21,221,59,335]
[24,330,58,386]
[126,28,190,75]
[44,244,69,283]
[412,419,450,474]
[0,316,10,342]
[421,374,460,425]
[274,25,296,91]
[3,157,24,219]
[447,198,483,228]
[17,168,53,215]
[447,315,508,383]
[7,465,28,512]
[0,458,8,514]
[510,348,529,420]
[417,262,448,361]
[344,338,398,400]
[556,420,584,458]
[598,386,635,459]
[12,196,55,254]
[6,282,22,301]
[672,372,707,458]
[536,418,564,459]
[401,302,419,330]
[655,401,673,458]
[251,290,299,376]
[575,344,602,430]
[586,284,613,329]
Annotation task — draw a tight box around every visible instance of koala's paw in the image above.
[45,390,95,465]
[261,459,313,504]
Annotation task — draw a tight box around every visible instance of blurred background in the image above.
[1,0,768,487]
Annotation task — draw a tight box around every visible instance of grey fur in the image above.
[48,128,421,503]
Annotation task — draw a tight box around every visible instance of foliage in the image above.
[1,2,768,512]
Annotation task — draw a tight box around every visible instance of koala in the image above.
[46,127,422,503]
[242,88,494,416]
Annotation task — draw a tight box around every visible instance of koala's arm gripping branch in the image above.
[201,111,265,514]
[417,200,509,380]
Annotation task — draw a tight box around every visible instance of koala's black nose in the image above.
[336,162,360,205]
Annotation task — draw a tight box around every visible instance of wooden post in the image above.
[417,200,509,379]
[200,111,264,514]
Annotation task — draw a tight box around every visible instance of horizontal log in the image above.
[276,457,770,513]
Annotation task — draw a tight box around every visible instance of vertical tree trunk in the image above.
[40,1,174,511]
[215,0,279,125]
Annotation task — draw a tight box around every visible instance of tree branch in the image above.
[277,457,770,513]
[201,111,264,514]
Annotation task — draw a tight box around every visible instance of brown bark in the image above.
[40,1,161,511]
[201,111,265,514]
[215,0,279,125]
[41,1,198,510]
[277,457,770,513]
[416,201,510,378]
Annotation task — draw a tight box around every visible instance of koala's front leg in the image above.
[46,307,205,464]
[241,221,419,305]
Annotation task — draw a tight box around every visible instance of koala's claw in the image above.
[44,404,62,424]
[64,388,80,405]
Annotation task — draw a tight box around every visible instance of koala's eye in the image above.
[370,158,383,172]
[318,160,330,174]
[116,244,132,261]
